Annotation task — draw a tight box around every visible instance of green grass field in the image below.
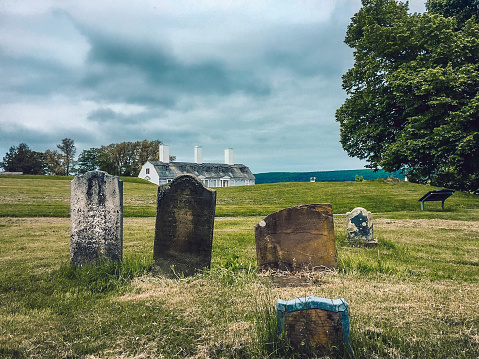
[0,175,478,358]
[1,175,477,219]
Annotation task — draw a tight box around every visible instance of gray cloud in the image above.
[0,51,78,101]
[80,28,271,99]
[0,0,388,173]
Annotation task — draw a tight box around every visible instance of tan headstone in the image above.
[255,204,337,271]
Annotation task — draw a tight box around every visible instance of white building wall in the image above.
[138,160,255,187]
[138,162,160,185]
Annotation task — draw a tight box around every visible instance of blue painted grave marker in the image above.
[277,296,351,355]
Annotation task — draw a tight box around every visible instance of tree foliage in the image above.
[2,139,161,177]
[77,140,161,176]
[426,0,479,28]
[57,138,76,176]
[44,150,65,175]
[336,0,479,191]
[1,143,45,174]
[76,148,102,174]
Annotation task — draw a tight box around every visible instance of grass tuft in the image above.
[55,257,151,294]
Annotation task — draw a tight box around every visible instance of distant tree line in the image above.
[0,139,161,177]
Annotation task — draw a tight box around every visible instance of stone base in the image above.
[347,239,378,248]
[364,240,379,247]
[152,251,211,277]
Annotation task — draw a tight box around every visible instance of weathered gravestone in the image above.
[346,207,377,246]
[70,170,123,266]
[255,204,337,271]
[277,296,350,356]
[153,174,216,277]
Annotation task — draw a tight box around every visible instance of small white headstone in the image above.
[346,207,375,244]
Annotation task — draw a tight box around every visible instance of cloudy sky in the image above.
[0,0,426,173]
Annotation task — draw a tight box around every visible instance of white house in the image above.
[138,145,255,187]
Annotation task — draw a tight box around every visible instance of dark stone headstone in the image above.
[277,296,350,356]
[70,170,123,266]
[153,174,216,276]
[255,204,337,271]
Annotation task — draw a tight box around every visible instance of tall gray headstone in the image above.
[346,207,376,245]
[70,171,123,266]
[153,174,216,277]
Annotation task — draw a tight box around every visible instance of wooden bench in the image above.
[418,189,454,210]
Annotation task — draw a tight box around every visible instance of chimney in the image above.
[194,146,203,164]
[225,148,234,165]
[159,144,170,163]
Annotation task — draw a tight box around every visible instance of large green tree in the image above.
[77,140,161,176]
[76,148,102,174]
[44,149,65,175]
[1,143,45,174]
[336,0,479,191]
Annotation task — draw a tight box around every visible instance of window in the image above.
[146,168,150,174]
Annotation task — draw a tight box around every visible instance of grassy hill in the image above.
[215,180,477,219]
[0,175,478,358]
[0,174,477,219]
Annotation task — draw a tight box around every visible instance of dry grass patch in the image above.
[123,195,156,206]
[375,217,479,231]
[264,272,479,358]
[114,273,271,357]
[1,214,478,357]
[108,267,479,358]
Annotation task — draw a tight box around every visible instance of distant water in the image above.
[254,169,405,184]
